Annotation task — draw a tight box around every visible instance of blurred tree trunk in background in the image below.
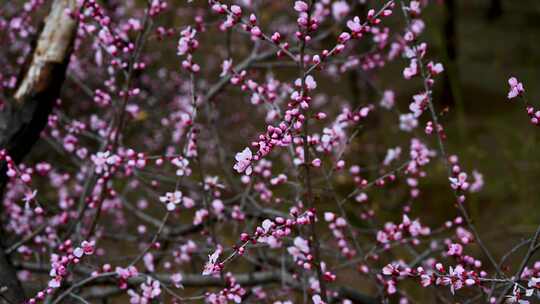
[487,0,503,21]
[442,0,466,137]
[0,1,78,302]
[442,0,458,107]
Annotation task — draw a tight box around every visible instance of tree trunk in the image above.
[0,1,78,302]
[487,0,503,21]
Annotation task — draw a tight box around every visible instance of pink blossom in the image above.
[294,1,309,12]
[403,59,418,79]
[400,113,418,132]
[331,1,350,20]
[346,16,363,34]
[469,170,484,193]
[159,191,183,211]
[312,294,325,304]
[171,273,183,288]
[202,249,222,276]
[449,172,469,191]
[305,75,317,91]
[380,90,395,109]
[508,77,525,99]
[220,59,233,77]
[447,243,463,256]
[233,147,253,175]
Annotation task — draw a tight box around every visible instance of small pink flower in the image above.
[233,147,253,175]
[447,243,463,256]
[23,190,37,204]
[48,278,61,288]
[312,294,325,304]
[294,1,308,12]
[508,77,525,99]
[73,247,84,258]
[403,59,418,79]
[220,59,233,77]
[305,75,317,91]
[449,172,469,191]
[420,274,432,287]
[382,264,398,276]
[171,273,183,288]
[380,90,395,109]
[469,170,484,192]
[346,16,363,34]
[202,249,222,276]
[332,1,350,20]
[427,61,444,75]
[159,191,183,211]
[261,219,273,233]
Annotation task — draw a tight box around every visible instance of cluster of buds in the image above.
[324,212,356,258]
[177,26,200,73]
[376,214,431,247]
[27,240,95,303]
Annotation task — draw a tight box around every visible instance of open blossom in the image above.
[400,113,418,132]
[380,90,395,109]
[177,26,198,56]
[403,59,418,79]
[410,92,428,117]
[305,75,317,91]
[233,147,253,175]
[22,189,37,204]
[447,243,463,256]
[383,147,401,166]
[129,277,161,303]
[171,273,183,288]
[446,265,465,294]
[91,151,120,174]
[469,170,484,192]
[202,248,222,276]
[508,77,525,99]
[287,236,310,262]
[75,240,95,258]
[409,1,421,15]
[172,157,191,176]
[427,61,444,75]
[294,1,308,12]
[159,191,183,211]
[331,1,350,20]
[220,58,233,77]
[449,172,469,191]
[421,274,433,287]
[312,294,326,304]
[506,284,533,304]
[347,16,363,34]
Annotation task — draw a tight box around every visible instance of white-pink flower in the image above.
[447,243,463,256]
[331,1,350,20]
[449,172,469,191]
[508,76,525,99]
[233,147,253,175]
[346,16,363,33]
[202,249,221,276]
[305,75,317,91]
[312,294,326,304]
[380,90,395,109]
[159,190,183,211]
[294,1,308,12]
[403,59,418,79]
[171,273,183,288]
[220,59,233,77]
